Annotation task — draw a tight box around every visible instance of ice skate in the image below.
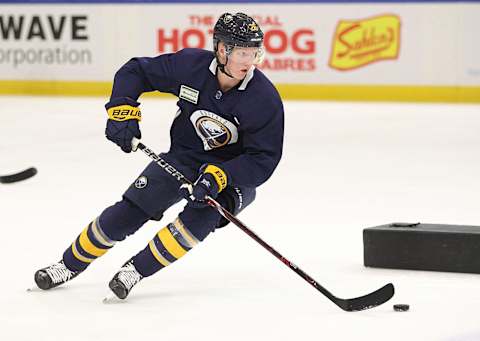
[108,260,143,300]
[34,260,80,290]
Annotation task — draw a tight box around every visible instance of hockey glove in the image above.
[180,165,228,208]
[105,98,142,153]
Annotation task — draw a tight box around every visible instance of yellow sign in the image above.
[329,14,401,71]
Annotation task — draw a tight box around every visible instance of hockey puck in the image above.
[393,304,409,312]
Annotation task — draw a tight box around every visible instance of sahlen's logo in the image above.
[329,14,401,71]
[135,176,148,189]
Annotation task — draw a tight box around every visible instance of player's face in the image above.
[226,48,256,80]
[219,44,263,80]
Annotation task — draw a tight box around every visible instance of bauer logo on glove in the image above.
[179,164,229,208]
[204,164,227,191]
[107,105,142,122]
[105,103,142,153]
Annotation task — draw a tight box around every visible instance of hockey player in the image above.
[34,12,284,300]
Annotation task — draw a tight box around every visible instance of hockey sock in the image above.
[132,217,200,277]
[63,217,116,272]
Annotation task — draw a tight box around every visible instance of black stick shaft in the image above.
[205,198,336,300]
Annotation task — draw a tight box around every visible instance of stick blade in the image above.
[337,283,395,312]
[0,167,37,184]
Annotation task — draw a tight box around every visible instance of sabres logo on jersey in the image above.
[197,118,231,148]
[190,110,238,151]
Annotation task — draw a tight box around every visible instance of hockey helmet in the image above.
[213,13,264,50]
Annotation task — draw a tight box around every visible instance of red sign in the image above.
[157,14,317,72]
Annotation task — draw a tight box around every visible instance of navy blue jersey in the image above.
[108,48,284,188]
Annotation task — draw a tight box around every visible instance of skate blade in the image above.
[102,293,121,304]
[26,286,40,292]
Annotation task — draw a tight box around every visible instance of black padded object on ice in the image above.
[364,223,480,274]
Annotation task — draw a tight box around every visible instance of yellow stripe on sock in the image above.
[71,242,94,263]
[148,240,171,267]
[158,227,188,259]
[79,227,108,257]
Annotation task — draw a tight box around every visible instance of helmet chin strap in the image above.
[215,42,235,79]
[216,54,234,79]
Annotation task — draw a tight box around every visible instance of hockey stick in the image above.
[132,139,394,311]
[0,167,37,184]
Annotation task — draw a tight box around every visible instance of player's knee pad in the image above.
[98,197,150,241]
[217,186,256,228]
[176,186,256,240]
[178,204,224,241]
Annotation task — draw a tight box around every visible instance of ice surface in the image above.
[1,96,480,341]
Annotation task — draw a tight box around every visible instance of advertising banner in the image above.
[0,2,479,101]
